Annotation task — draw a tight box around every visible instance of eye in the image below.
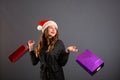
[48,26,52,29]
[48,26,57,31]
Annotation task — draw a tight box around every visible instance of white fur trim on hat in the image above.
[37,25,42,31]
[42,20,58,32]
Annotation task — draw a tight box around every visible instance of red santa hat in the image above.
[37,20,58,33]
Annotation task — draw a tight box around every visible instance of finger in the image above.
[33,40,35,44]
[30,40,35,44]
[28,40,31,44]
[73,46,77,49]
[30,40,33,43]
[75,49,79,52]
[73,48,78,53]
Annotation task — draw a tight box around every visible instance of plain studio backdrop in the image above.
[0,0,120,80]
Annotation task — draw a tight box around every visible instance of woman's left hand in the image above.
[66,46,78,53]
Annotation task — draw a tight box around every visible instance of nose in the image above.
[52,28,56,31]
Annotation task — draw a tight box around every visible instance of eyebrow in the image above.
[48,26,56,28]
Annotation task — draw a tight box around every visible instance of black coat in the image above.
[30,40,69,80]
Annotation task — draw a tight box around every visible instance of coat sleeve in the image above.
[57,41,70,66]
[48,40,70,66]
[29,51,39,65]
[58,50,70,66]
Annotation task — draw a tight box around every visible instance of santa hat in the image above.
[37,20,58,32]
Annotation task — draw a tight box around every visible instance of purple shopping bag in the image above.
[76,49,104,75]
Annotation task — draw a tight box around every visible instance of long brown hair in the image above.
[35,27,59,57]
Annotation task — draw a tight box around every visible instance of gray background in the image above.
[0,0,120,80]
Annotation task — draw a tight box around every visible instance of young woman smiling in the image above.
[27,20,78,80]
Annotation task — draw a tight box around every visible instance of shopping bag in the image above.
[8,44,28,63]
[76,49,104,75]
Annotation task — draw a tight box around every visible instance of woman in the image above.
[28,20,78,80]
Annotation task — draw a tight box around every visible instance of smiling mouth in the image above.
[51,32,55,34]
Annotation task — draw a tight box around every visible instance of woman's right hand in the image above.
[27,40,35,52]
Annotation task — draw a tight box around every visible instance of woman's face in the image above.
[47,25,57,38]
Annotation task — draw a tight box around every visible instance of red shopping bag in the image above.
[8,44,28,63]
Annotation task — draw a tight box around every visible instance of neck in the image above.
[48,35,53,38]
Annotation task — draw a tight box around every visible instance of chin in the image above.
[51,35,55,37]
[48,35,55,38]
[51,34,56,37]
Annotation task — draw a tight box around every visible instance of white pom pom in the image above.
[37,25,42,30]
